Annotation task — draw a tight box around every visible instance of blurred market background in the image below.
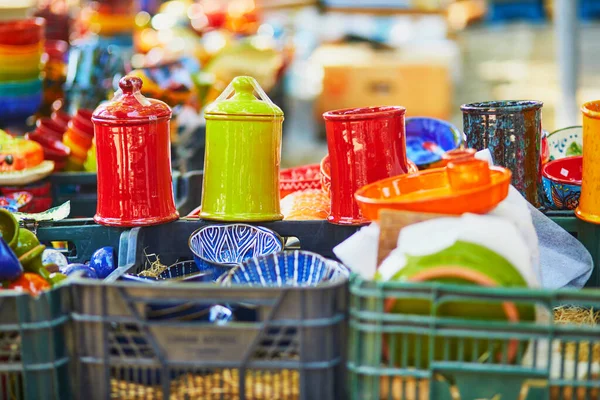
[0,0,593,168]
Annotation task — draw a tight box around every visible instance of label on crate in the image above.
[150,326,259,362]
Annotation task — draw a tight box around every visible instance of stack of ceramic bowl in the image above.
[0,19,45,124]
[63,109,94,171]
[86,0,136,41]
[25,117,70,172]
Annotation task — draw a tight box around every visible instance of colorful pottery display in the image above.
[405,117,462,169]
[26,117,70,171]
[218,250,349,287]
[63,109,95,171]
[188,224,284,280]
[355,159,511,219]
[0,19,45,123]
[279,164,322,198]
[201,76,284,222]
[281,189,330,221]
[547,126,583,161]
[577,101,600,223]
[461,100,543,206]
[323,106,410,225]
[92,76,178,227]
[542,156,582,210]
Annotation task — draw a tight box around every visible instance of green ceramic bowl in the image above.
[384,241,535,367]
[0,209,19,248]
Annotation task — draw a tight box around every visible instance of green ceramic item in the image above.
[200,76,284,222]
[383,241,534,367]
[18,244,49,280]
[0,208,19,248]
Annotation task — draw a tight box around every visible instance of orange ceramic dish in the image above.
[281,189,330,220]
[0,139,44,172]
[354,160,511,219]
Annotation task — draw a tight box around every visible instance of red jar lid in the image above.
[92,76,172,124]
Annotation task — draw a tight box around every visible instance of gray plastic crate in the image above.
[0,285,71,400]
[70,279,348,400]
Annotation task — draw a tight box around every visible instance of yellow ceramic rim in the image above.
[581,100,600,119]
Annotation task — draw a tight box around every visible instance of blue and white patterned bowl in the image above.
[406,117,463,169]
[547,126,583,161]
[217,250,350,287]
[189,224,284,280]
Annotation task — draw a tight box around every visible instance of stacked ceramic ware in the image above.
[0,19,45,124]
[63,109,95,171]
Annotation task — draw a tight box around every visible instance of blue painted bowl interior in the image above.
[189,224,283,278]
[405,117,461,166]
[222,251,349,287]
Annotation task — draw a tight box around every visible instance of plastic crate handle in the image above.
[384,266,519,364]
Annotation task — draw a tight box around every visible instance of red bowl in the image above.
[51,110,71,129]
[25,132,70,158]
[280,164,322,198]
[542,155,582,185]
[0,18,45,46]
[36,118,66,141]
[71,109,94,138]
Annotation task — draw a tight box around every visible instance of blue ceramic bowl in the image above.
[405,117,463,169]
[0,92,42,121]
[189,224,284,280]
[89,246,116,279]
[218,250,350,287]
[541,155,582,210]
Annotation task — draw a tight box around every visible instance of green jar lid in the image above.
[205,76,283,118]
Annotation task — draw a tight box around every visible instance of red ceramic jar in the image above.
[92,76,178,227]
[323,106,409,225]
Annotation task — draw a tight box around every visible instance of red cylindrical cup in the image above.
[323,106,409,225]
[92,76,178,227]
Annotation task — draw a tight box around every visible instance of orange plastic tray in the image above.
[354,160,511,219]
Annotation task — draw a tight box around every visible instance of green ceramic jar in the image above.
[200,76,284,222]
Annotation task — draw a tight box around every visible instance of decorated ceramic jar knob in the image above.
[200,76,284,222]
[92,76,178,227]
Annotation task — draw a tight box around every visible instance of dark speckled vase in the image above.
[461,100,543,206]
